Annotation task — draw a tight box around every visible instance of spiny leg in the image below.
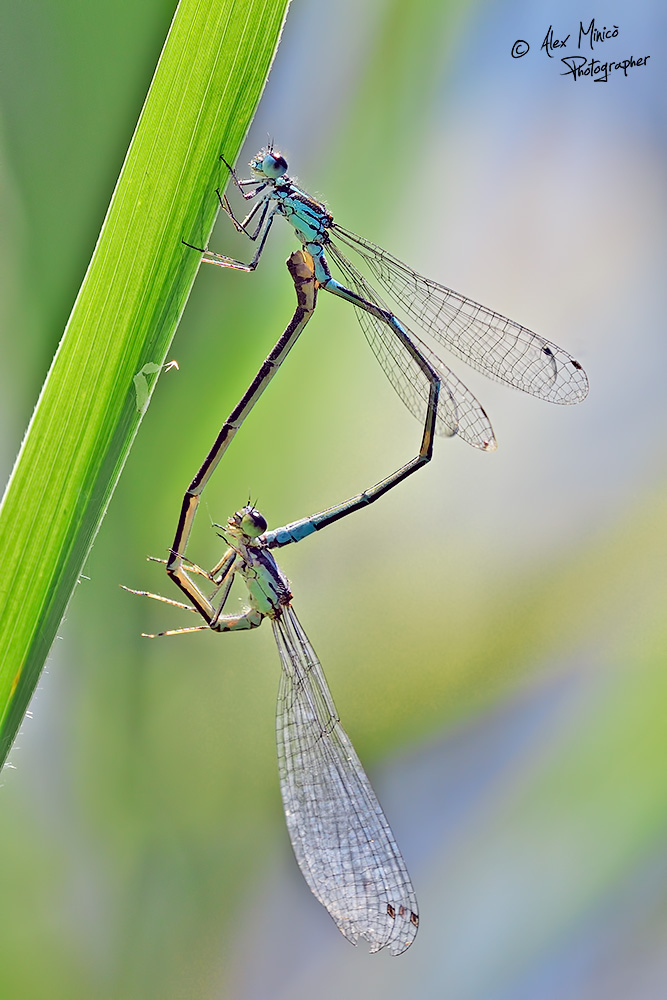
[217,189,269,238]
[196,209,277,272]
[219,154,265,199]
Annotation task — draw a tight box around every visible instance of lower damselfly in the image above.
[126,503,419,955]
[186,145,588,454]
[125,253,424,953]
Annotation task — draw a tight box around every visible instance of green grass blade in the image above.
[0,0,291,766]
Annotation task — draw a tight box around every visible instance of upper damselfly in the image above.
[188,145,588,453]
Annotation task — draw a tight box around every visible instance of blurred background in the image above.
[1,0,666,997]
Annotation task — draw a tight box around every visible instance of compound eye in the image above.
[263,152,287,178]
[240,506,267,538]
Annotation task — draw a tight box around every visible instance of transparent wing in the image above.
[332,224,589,404]
[327,241,497,450]
[273,607,419,955]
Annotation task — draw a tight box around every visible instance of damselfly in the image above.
[127,502,418,954]
[187,145,588,453]
[125,253,422,952]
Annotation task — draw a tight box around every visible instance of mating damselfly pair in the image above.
[128,148,588,954]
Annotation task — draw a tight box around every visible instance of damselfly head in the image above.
[229,505,268,539]
[250,148,288,179]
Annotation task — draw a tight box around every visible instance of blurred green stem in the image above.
[0,0,291,766]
